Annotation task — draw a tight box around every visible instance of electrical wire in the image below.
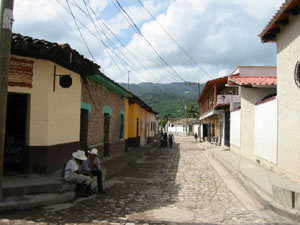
[136,0,214,80]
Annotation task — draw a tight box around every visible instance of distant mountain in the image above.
[119,82,204,118]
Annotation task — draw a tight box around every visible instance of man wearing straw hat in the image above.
[64,150,92,198]
[82,148,105,194]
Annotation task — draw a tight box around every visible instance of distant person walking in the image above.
[194,133,198,143]
[168,133,174,148]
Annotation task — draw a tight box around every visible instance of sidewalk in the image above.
[0,141,159,213]
[198,141,300,222]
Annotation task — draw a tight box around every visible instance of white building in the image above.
[259,0,300,182]
[166,118,199,135]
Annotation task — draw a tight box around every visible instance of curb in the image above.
[211,151,300,223]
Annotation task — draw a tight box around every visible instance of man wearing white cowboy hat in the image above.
[82,148,105,194]
[64,150,92,197]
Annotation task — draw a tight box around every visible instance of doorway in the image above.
[4,93,29,175]
[104,113,110,157]
[225,112,230,146]
[80,109,89,150]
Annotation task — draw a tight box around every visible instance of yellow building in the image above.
[4,33,99,174]
[128,101,142,148]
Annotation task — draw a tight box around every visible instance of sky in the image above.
[11,0,283,84]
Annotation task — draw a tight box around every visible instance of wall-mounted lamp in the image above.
[53,65,72,92]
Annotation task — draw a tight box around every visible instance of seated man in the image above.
[64,150,92,198]
[82,148,105,194]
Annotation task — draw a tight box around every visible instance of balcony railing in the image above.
[216,95,240,105]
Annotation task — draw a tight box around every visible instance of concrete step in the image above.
[0,192,75,212]
[3,176,76,199]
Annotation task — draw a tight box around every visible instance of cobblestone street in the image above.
[0,136,293,225]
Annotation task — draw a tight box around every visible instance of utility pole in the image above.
[184,82,201,138]
[0,0,14,201]
[127,70,130,90]
[184,81,201,96]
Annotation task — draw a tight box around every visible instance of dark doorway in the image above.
[80,109,89,150]
[136,118,140,148]
[203,124,208,141]
[104,113,110,157]
[189,125,193,135]
[136,118,139,137]
[4,93,29,175]
[225,112,230,146]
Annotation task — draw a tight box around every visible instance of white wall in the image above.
[193,124,199,135]
[276,14,300,180]
[254,98,277,164]
[168,123,185,133]
[230,110,241,148]
[239,87,276,160]
[217,114,225,146]
[231,66,276,76]
[200,124,203,140]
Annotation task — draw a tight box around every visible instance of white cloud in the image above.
[107,0,282,83]
[12,0,284,84]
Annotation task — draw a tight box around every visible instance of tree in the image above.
[186,103,200,118]
[161,113,171,127]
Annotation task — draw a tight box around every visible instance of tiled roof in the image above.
[259,0,299,42]
[228,76,277,86]
[11,33,100,75]
[168,118,198,124]
[11,33,158,114]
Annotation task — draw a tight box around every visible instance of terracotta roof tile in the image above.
[259,0,300,42]
[228,76,277,86]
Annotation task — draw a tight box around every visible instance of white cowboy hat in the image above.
[88,148,98,156]
[72,150,87,161]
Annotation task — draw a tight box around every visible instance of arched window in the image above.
[103,106,112,115]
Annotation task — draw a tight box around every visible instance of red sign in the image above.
[8,57,34,88]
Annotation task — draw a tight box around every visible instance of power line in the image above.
[81,0,174,84]
[65,0,97,63]
[113,0,190,83]
[136,0,214,80]
[112,0,199,94]
[57,0,197,97]
[57,0,129,79]
[77,0,181,95]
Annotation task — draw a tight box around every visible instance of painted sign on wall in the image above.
[8,57,34,88]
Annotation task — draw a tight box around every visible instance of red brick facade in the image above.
[81,80,125,159]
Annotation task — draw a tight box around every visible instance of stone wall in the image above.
[81,79,125,157]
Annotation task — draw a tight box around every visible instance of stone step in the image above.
[0,192,75,212]
[3,176,76,198]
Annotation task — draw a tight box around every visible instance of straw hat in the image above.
[72,150,87,161]
[88,148,98,156]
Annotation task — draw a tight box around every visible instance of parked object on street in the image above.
[82,148,105,194]
[64,150,92,198]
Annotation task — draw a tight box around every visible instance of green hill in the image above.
[119,82,204,118]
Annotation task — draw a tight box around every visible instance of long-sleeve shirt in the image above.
[64,158,79,179]
[82,157,101,172]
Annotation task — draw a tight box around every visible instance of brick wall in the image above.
[81,80,125,154]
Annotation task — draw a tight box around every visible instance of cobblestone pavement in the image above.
[0,136,294,225]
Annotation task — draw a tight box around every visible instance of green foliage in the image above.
[119,82,204,118]
[186,103,200,118]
